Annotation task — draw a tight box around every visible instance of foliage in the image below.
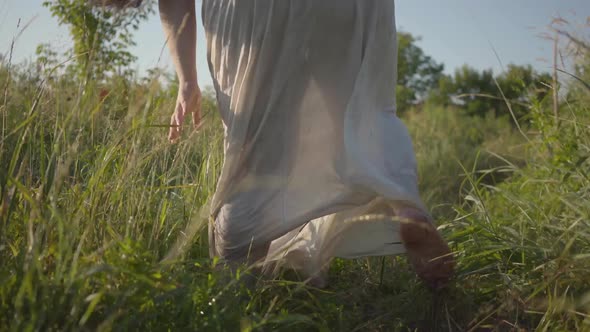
[405,106,523,218]
[447,73,590,331]
[41,0,154,81]
[396,32,551,122]
[429,64,552,121]
[2,50,590,329]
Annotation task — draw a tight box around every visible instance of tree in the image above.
[435,65,496,117]
[396,32,445,112]
[42,0,154,82]
[430,64,551,121]
[496,64,552,120]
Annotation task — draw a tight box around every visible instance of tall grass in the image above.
[405,106,526,218]
[1,46,589,331]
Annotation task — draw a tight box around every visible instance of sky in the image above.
[1,0,589,88]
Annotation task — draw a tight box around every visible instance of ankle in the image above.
[395,206,433,225]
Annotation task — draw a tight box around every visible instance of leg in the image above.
[212,192,275,269]
[396,206,455,289]
[221,241,271,268]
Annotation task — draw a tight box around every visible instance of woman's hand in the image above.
[159,0,199,142]
[169,82,202,143]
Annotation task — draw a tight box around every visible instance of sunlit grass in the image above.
[0,55,589,331]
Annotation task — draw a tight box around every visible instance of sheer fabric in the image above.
[202,0,425,277]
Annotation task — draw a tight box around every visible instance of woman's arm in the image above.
[159,0,201,142]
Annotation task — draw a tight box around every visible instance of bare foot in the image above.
[397,208,455,289]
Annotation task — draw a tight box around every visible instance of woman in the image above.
[158,0,454,289]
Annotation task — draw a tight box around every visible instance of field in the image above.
[1,34,590,332]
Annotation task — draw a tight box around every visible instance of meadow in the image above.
[1,26,590,332]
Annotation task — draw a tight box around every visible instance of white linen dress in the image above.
[202,0,426,278]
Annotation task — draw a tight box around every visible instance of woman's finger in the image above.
[168,113,179,142]
[175,103,186,127]
[169,103,185,143]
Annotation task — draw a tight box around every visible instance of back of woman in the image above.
[157,0,454,288]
